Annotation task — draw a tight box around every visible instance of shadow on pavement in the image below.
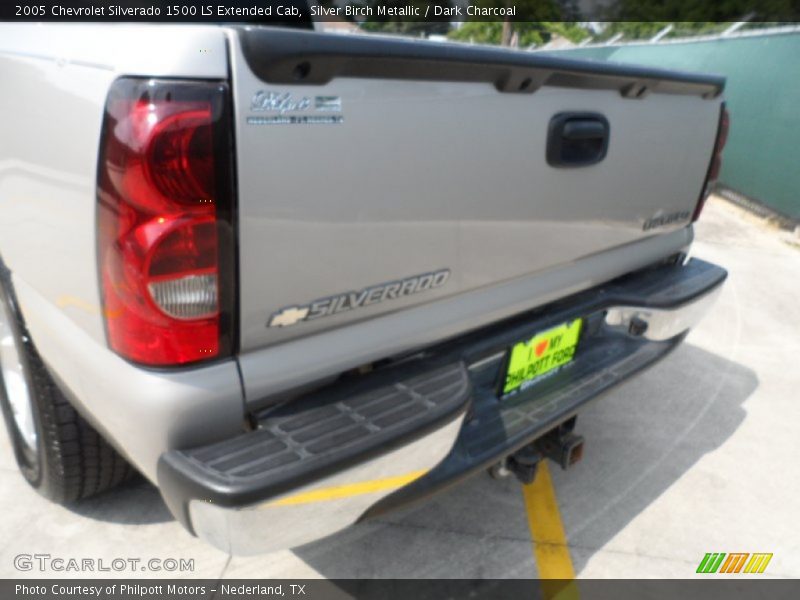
[65,475,173,525]
[559,342,757,575]
[289,342,756,578]
[59,342,756,576]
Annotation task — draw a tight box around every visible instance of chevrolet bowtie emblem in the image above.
[268,306,310,328]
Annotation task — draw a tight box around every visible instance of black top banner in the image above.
[3,0,800,23]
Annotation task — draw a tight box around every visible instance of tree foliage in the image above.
[347,0,453,37]
[446,1,588,47]
[593,21,728,42]
[448,21,588,47]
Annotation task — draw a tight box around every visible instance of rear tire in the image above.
[0,269,135,503]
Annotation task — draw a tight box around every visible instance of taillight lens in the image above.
[97,79,235,366]
[693,104,730,222]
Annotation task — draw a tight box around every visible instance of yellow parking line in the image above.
[266,469,428,507]
[522,461,579,599]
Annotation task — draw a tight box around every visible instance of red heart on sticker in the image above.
[535,340,549,357]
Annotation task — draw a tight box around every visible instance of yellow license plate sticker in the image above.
[502,319,583,396]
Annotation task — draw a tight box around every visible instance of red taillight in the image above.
[97,79,234,366]
[693,104,730,222]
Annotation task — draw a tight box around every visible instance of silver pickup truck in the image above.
[0,23,729,555]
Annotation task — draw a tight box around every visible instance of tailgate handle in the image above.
[563,120,606,140]
[547,113,610,168]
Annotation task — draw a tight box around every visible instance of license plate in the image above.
[501,319,583,397]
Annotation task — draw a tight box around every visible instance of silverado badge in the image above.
[268,269,451,328]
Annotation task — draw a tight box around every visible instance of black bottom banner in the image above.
[4,579,800,600]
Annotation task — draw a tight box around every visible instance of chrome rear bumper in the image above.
[188,416,464,555]
[158,257,726,555]
[605,283,724,341]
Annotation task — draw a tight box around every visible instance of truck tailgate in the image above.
[227,27,724,353]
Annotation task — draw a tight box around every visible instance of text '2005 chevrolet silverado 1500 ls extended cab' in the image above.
[0,21,730,555]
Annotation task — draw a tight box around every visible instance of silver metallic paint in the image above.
[12,276,244,480]
[239,227,694,405]
[0,24,718,493]
[228,32,721,354]
[0,24,240,481]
